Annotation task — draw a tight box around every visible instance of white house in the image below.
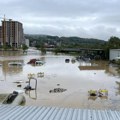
[109,49,120,60]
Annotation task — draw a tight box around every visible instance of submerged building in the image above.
[0,19,24,48]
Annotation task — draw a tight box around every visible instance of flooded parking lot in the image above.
[0,49,120,110]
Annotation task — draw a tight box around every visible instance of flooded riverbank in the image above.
[0,49,120,110]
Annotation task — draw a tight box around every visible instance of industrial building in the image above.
[109,49,120,60]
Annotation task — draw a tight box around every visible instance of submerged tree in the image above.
[22,44,28,53]
[40,47,46,54]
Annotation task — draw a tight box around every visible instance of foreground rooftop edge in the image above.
[0,105,120,120]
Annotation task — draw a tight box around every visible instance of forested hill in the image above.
[25,34,106,48]
[60,36,105,44]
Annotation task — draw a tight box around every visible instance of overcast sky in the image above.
[0,0,120,40]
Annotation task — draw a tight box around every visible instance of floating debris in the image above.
[98,89,108,97]
[17,84,22,87]
[88,89,108,98]
[88,90,97,96]
[49,88,67,93]
[13,80,23,84]
[24,85,34,90]
[28,73,35,79]
[71,58,76,63]
[37,72,44,77]
[65,59,70,63]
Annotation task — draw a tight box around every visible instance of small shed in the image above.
[109,49,120,60]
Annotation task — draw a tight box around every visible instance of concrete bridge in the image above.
[46,48,104,52]
[45,48,105,59]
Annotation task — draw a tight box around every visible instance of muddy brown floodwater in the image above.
[0,48,120,110]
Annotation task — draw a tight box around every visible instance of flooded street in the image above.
[0,48,120,110]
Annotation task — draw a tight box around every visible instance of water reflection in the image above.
[71,58,76,64]
[106,66,120,76]
[25,90,37,100]
[88,96,97,101]
[115,81,120,96]
[0,50,22,56]
[88,95,108,101]
[78,61,107,70]
[99,96,108,100]
[2,60,23,75]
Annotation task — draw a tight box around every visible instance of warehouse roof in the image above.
[0,105,120,120]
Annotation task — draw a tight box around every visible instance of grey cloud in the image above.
[0,0,120,40]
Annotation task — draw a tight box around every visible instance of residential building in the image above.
[0,19,24,48]
[0,26,2,46]
[25,39,29,47]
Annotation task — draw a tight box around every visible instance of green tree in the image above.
[108,36,120,49]
[35,44,40,50]
[40,44,46,54]
[104,36,120,59]
[22,44,28,53]
[54,46,61,54]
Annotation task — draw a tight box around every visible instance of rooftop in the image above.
[0,105,120,120]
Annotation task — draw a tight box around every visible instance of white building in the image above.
[25,39,29,47]
[109,49,120,60]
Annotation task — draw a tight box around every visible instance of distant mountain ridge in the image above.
[24,34,106,48]
[60,36,105,43]
[25,34,105,42]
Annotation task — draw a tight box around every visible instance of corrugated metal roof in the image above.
[0,105,120,120]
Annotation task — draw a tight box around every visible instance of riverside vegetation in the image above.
[25,35,120,59]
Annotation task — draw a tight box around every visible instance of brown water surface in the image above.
[0,48,120,110]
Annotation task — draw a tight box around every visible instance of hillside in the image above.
[25,34,106,49]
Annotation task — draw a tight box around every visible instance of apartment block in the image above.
[0,19,24,48]
[0,26,2,46]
